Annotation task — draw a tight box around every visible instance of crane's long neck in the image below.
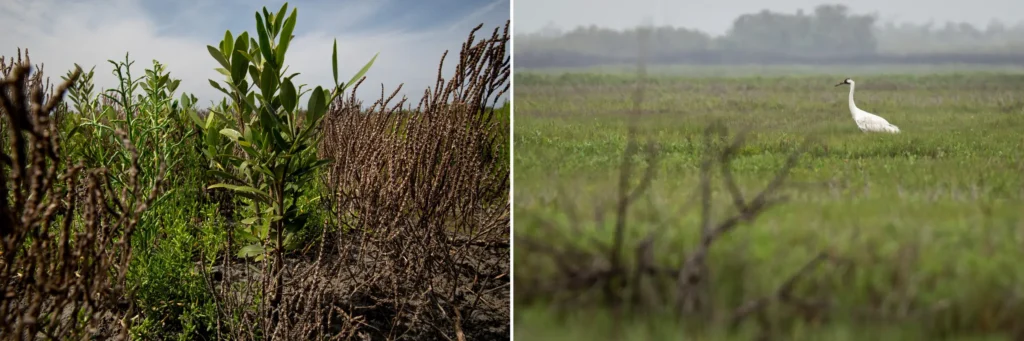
[847,82,859,118]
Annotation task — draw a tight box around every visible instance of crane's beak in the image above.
[834,82,844,87]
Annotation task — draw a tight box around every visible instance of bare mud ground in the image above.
[199,233,511,340]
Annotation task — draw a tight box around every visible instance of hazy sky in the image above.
[0,0,508,107]
[514,0,1024,35]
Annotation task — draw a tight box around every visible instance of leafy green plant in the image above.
[7,7,512,338]
[200,2,376,303]
[128,197,222,340]
[62,54,191,194]
[61,63,98,113]
[51,52,219,339]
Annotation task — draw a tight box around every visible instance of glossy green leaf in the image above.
[258,106,281,132]
[280,77,297,113]
[215,153,247,163]
[219,128,242,141]
[291,158,331,179]
[208,80,230,96]
[306,85,326,124]
[332,39,339,86]
[271,129,289,151]
[255,13,275,68]
[273,163,286,183]
[244,92,259,114]
[282,231,300,250]
[343,52,378,93]
[208,183,271,203]
[233,228,258,244]
[187,109,204,128]
[238,244,265,258]
[206,169,243,183]
[259,64,279,101]
[204,111,217,131]
[211,109,232,124]
[240,143,258,157]
[236,32,250,54]
[207,45,230,69]
[262,8,273,33]
[223,31,234,57]
[253,164,275,179]
[230,49,249,85]
[274,3,288,34]
[248,65,261,87]
[276,9,297,66]
[248,38,261,64]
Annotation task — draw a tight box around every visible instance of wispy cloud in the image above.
[0,0,509,108]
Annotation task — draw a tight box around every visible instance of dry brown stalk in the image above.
[201,20,510,340]
[0,61,165,340]
[318,20,511,340]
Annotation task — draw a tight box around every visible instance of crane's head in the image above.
[834,78,853,87]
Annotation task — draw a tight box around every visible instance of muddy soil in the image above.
[202,233,510,340]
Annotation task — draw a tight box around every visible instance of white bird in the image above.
[834,78,900,134]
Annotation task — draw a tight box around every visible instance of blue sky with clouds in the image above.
[1,0,509,107]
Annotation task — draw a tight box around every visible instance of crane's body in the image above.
[835,78,900,134]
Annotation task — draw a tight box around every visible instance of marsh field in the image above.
[512,67,1024,340]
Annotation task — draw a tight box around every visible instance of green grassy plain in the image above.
[513,70,1024,340]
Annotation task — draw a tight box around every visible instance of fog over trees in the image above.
[516,4,1024,68]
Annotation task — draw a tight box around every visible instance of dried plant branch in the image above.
[512,24,840,339]
[675,126,803,317]
[204,20,511,340]
[1,61,165,340]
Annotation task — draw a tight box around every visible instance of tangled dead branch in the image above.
[513,25,842,340]
[320,20,511,340]
[0,61,165,340]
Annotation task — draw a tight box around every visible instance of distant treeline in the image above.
[516,4,1024,68]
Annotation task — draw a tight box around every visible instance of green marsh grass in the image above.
[513,72,1024,340]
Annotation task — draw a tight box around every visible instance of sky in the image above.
[514,0,1024,36]
[0,0,509,108]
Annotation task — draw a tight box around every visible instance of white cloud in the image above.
[0,0,508,109]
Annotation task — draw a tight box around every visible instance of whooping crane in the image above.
[834,78,900,134]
